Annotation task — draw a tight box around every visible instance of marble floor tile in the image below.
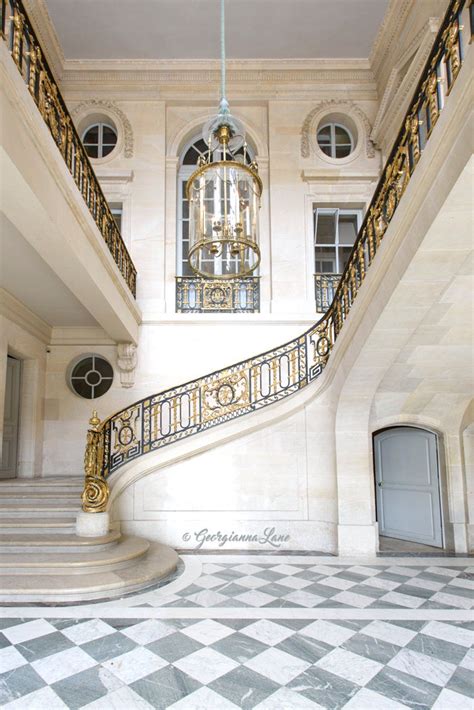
[270,564,304,576]
[233,590,276,607]
[102,646,167,684]
[331,591,375,608]
[431,591,474,609]
[0,645,28,673]
[342,686,410,709]
[448,576,474,590]
[318,576,357,591]
[208,665,280,709]
[460,647,474,671]
[180,619,235,644]
[316,647,383,685]
[446,667,474,699]
[276,575,314,590]
[51,665,123,709]
[60,619,116,645]
[421,620,474,647]
[379,591,425,608]
[300,620,356,646]
[425,566,459,578]
[31,646,96,684]
[145,631,203,662]
[388,648,456,687]
[244,646,311,684]
[341,632,401,665]
[367,666,441,709]
[2,619,56,645]
[287,665,360,708]
[193,574,226,589]
[80,631,137,663]
[0,664,45,705]
[283,590,327,607]
[173,646,239,684]
[15,631,74,662]
[407,630,468,665]
[200,563,227,574]
[275,633,333,664]
[240,619,294,646]
[253,686,325,709]
[211,631,268,663]
[347,566,382,577]
[432,687,474,709]
[233,575,268,589]
[120,619,176,644]
[82,685,155,709]
[361,620,418,646]
[131,665,201,709]
[308,565,345,576]
[167,685,240,709]
[232,564,265,575]
[1,685,68,710]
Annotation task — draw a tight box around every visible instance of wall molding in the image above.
[71,99,134,158]
[301,100,375,159]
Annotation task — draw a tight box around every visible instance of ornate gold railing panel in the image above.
[315,274,342,312]
[79,0,468,509]
[176,276,260,313]
[1,0,137,296]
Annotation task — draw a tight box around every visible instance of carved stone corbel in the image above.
[117,343,137,388]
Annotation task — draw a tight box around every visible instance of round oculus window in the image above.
[69,355,114,399]
[82,122,118,159]
[317,123,354,159]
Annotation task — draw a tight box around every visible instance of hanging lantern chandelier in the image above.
[186,0,262,279]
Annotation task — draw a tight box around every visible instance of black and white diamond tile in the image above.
[0,616,473,709]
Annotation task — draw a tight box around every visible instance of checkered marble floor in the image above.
[1,555,473,709]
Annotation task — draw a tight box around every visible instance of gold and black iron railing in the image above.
[80,0,469,511]
[315,274,342,312]
[176,276,260,313]
[1,0,137,297]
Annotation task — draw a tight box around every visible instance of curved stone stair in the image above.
[0,477,178,602]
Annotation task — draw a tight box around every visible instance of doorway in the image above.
[373,426,443,548]
[1,355,21,479]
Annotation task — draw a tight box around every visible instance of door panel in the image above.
[1,356,21,479]
[374,427,443,547]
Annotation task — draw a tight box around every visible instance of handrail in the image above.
[1,0,137,296]
[80,0,468,512]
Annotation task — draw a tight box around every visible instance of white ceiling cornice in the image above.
[369,0,413,78]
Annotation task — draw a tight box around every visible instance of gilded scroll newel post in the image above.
[81,410,109,513]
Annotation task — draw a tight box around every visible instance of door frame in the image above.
[1,355,22,479]
[372,424,452,550]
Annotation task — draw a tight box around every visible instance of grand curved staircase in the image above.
[0,0,470,601]
[0,478,178,602]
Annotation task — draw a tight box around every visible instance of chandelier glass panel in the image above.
[186,0,262,279]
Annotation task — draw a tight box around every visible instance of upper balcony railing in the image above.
[77,0,470,512]
[1,0,137,297]
[176,276,260,313]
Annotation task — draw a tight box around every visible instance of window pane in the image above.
[101,144,115,157]
[85,144,98,158]
[102,126,117,143]
[317,126,331,142]
[339,246,353,271]
[315,246,336,273]
[338,214,358,245]
[335,144,352,158]
[84,125,99,143]
[315,213,336,244]
[335,126,351,144]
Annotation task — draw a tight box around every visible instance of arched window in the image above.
[177,135,255,277]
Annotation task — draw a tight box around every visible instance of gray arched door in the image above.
[374,427,443,548]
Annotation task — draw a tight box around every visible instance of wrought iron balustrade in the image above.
[315,274,342,312]
[1,0,137,297]
[79,0,469,511]
[176,276,260,313]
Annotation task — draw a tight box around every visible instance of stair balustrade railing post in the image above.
[76,411,111,538]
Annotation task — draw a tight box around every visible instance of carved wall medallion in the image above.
[301,100,375,159]
[71,99,134,158]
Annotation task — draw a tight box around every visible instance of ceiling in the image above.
[44,0,389,60]
[0,214,97,327]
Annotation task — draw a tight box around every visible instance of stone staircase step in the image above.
[0,518,76,534]
[0,530,121,552]
[0,542,178,602]
[0,477,83,490]
[0,535,150,574]
[0,504,78,517]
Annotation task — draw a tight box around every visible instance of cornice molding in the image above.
[301,100,375,159]
[371,18,440,149]
[50,326,114,346]
[369,0,413,77]
[22,0,64,83]
[71,99,134,158]
[0,288,52,344]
